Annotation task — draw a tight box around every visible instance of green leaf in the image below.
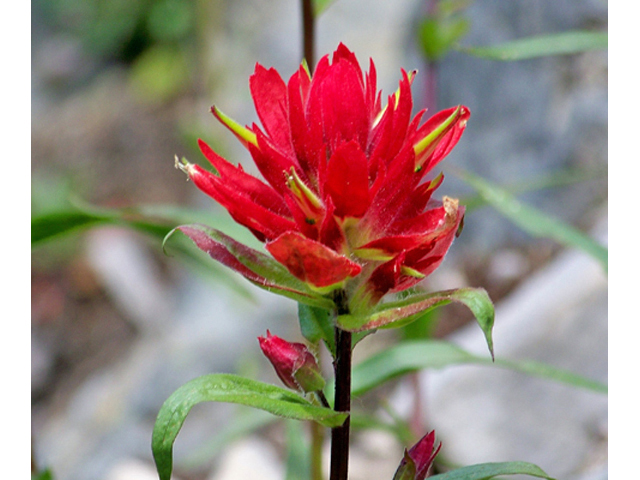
[401,306,440,341]
[31,203,257,299]
[347,340,607,397]
[338,287,495,359]
[458,30,607,61]
[298,303,336,356]
[172,224,335,310]
[129,45,189,104]
[419,16,470,62]
[31,469,54,480]
[152,374,347,480]
[429,461,556,480]
[32,211,110,245]
[461,166,608,213]
[313,0,336,15]
[454,168,608,272]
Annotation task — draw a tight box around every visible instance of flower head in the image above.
[258,330,325,393]
[392,430,441,480]
[179,43,468,311]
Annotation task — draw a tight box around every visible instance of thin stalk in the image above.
[329,290,352,480]
[301,0,316,71]
[409,371,425,438]
[316,390,331,409]
[310,420,325,480]
[424,61,438,113]
[423,0,439,113]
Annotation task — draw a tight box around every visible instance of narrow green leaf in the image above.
[461,166,608,213]
[429,461,556,480]
[31,211,113,245]
[495,357,607,394]
[338,287,495,359]
[172,224,335,310]
[454,168,608,272]
[31,469,54,480]
[152,374,347,480]
[457,30,607,61]
[313,0,336,15]
[347,340,607,397]
[419,16,470,62]
[298,303,336,356]
[31,204,257,298]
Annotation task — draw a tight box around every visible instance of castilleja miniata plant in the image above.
[153,44,496,480]
[175,43,468,315]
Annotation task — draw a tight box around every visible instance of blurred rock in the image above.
[105,459,181,480]
[347,430,403,480]
[411,213,607,479]
[85,227,174,333]
[437,0,607,251]
[31,332,55,394]
[209,437,283,480]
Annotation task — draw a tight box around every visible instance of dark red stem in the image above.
[302,0,315,72]
[329,290,352,480]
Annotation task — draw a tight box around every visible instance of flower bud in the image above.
[258,331,325,393]
[392,431,441,480]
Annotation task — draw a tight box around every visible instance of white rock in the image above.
[105,459,181,480]
[209,437,283,480]
[415,215,608,479]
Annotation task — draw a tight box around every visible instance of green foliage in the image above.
[417,0,471,62]
[146,0,194,43]
[453,167,608,272]
[313,0,337,15]
[430,461,556,480]
[41,0,198,61]
[400,305,440,341]
[458,30,607,61]
[152,374,348,480]
[31,469,54,480]
[461,166,608,213]
[128,45,190,104]
[338,287,495,359]
[346,339,607,398]
[285,420,312,480]
[298,304,336,356]
[170,224,335,309]
[31,200,259,298]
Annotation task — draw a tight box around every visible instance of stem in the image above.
[409,372,425,438]
[424,61,438,113]
[301,0,316,72]
[329,290,352,480]
[310,420,325,480]
[316,390,331,409]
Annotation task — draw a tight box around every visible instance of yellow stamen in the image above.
[212,105,258,147]
[372,70,417,127]
[400,265,425,278]
[413,106,462,171]
[285,167,324,223]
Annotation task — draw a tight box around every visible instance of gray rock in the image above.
[413,214,607,479]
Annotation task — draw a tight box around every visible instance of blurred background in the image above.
[31,1,607,479]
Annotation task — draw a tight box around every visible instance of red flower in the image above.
[258,330,325,393]
[392,431,441,480]
[177,43,468,310]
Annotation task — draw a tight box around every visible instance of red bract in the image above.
[178,43,468,310]
[258,330,325,393]
[392,431,441,480]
